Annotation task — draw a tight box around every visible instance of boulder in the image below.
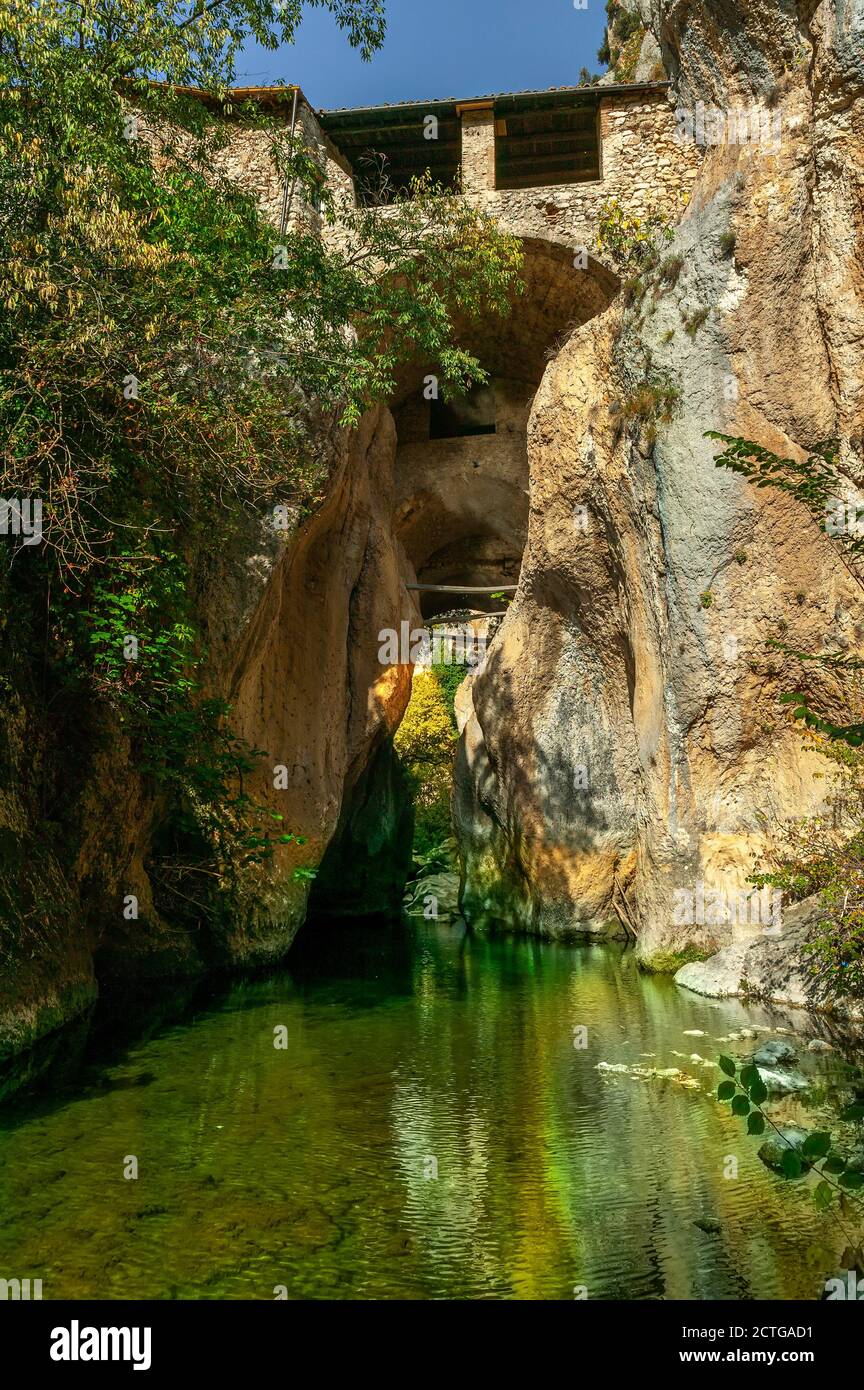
[752,1039,799,1068]
[757,1068,811,1096]
[758,1128,813,1174]
[403,871,461,922]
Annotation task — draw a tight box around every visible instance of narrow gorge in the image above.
[2,0,864,1313]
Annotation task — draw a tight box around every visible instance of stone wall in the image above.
[464,91,701,250]
[214,93,355,236]
[216,85,702,258]
[391,378,533,600]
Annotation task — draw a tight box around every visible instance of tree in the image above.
[0,0,522,900]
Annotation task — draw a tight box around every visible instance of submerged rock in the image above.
[596,1061,701,1089]
[757,1068,811,1096]
[757,1128,813,1174]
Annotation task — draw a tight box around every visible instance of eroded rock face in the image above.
[0,403,417,1073]
[454,0,864,964]
[675,896,864,1022]
[185,403,417,962]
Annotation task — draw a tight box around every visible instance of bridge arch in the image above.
[307,237,618,920]
[389,237,619,619]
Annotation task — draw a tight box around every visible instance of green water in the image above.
[0,921,858,1300]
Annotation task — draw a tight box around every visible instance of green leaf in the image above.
[813,1181,834,1210]
[747,1112,765,1135]
[740,1064,759,1090]
[839,1103,864,1122]
[749,1077,768,1105]
[823,1153,847,1175]
[717,1080,736,1101]
[780,1150,803,1180]
[718,1055,737,1077]
[802,1131,832,1160]
[838,1170,864,1190]
[731,1095,750,1117]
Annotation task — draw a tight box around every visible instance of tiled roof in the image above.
[154,79,669,118]
[319,81,669,118]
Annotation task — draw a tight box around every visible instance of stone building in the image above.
[210,80,699,627]
[217,78,701,250]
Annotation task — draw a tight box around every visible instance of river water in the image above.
[0,920,858,1300]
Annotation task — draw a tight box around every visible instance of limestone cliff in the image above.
[454,0,864,966]
[0,404,416,1079]
[4,2,863,1088]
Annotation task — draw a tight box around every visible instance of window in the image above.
[321,107,462,208]
[429,387,496,440]
[494,99,601,190]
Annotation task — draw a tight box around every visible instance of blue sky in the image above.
[237,0,609,109]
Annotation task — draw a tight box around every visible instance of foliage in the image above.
[394,669,457,859]
[614,357,681,449]
[598,1,645,79]
[708,430,864,995]
[683,306,710,337]
[707,434,846,541]
[707,432,864,747]
[658,253,684,287]
[56,543,292,874]
[431,659,467,731]
[597,197,674,278]
[0,0,522,884]
[751,737,864,999]
[716,1054,864,1247]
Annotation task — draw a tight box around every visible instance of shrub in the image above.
[394,670,457,858]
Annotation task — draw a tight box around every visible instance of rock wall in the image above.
[454,0,864,966]
[0,401,417,1082]
[217,403,416,955]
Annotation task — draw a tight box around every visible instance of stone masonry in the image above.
[217,82,702,257]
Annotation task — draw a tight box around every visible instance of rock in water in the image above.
[753,1039,799,1067]
[757,1068,811,1096]
[403,871,460,922]
[757,1128,813,1173]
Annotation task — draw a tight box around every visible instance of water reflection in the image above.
[0,921,858,1299]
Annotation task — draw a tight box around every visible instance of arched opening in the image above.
[310,237,619,921]
[391,237,617,618]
